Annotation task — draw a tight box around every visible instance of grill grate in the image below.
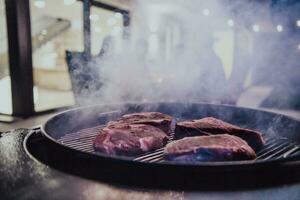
[58,125,300,163]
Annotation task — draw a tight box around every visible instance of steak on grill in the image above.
[107,112,172,134]
[175,117,264,151]
[93,124,168,156]
[164,134,256,162]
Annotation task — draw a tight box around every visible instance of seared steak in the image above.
[108,112,172,134]
[93,124,168,156]
[175,117,264,151]
[164,134,256,162]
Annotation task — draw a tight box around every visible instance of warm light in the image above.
[252,24,260,32]
[94,27,102,33]
[276,25,283,32]
[41,29,47,35]
[114,12,122,19]
[202,9,210,16]
[89,14,99,21]
[227,19,234,27]
[297,20,300,27]
[34,0,46,8]
[64,0,75,5]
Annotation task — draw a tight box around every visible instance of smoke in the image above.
[73,0,300,111]
[90,0,229,104]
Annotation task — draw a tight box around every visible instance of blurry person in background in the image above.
[180,28,229,104]
[98,36,114,58]
[259,0,300,110]
[226,0,300,110]
[194,34,228,104]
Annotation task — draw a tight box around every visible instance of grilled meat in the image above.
[108,112,172,134]
[93,124,168,156]
[164,134,256,162]
[175,117,264,151]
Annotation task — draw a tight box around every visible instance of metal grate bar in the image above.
[58,125,299,163]
[256,138,286,156]
[58,125,105,142]
[134,149,164,161]
[139,154,164,163]
[261,143,295,160]
[61,137,97,145]
[256,141,291,159]
[284,146,300,157]
[134,131,175,161]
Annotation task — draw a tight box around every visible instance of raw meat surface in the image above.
[175,117,264,151]
[164,134,256,162]
[93,124,168,156]
[107,112,172,134]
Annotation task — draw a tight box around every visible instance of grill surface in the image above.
[37,103,300,189]
[57,124,300,163]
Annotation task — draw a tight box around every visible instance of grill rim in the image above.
[40,102,300,168]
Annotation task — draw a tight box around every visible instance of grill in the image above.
[17,102,300,189]
[33,102,300,189]
[57,123,300,164]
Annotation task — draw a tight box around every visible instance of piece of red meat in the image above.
[93,124,168,156]
[164,134,256,162]
[107,112,172,134]
[175,117,264,151]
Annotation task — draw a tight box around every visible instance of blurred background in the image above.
[0,0,126,115]
[0,0,299,125]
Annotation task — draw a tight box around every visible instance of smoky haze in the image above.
[75,0,300,110]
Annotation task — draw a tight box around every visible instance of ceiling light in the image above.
[64,0,76,6]
[41,29,48,35]
[252,24,260,32]
[202,9,210,16]
[34,0,46,8]
[276,25,283,32]
[89,14,99,21]
[227,19,234,27]
[114,12,122,19]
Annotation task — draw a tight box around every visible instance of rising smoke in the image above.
[75,0,300,110]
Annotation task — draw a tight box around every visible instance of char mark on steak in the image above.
[164,134,256,162]
[175,117,264,151]
[108,112,172,134]
[93,124,168,156]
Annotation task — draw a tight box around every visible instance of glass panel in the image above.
[232,2,300,110]
[90,7,123,55]
[0,0,12,114]
[30,0,83,111]
[30,0,123,111]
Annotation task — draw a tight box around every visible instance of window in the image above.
[0,0,12,114]
[30,0,123,111]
